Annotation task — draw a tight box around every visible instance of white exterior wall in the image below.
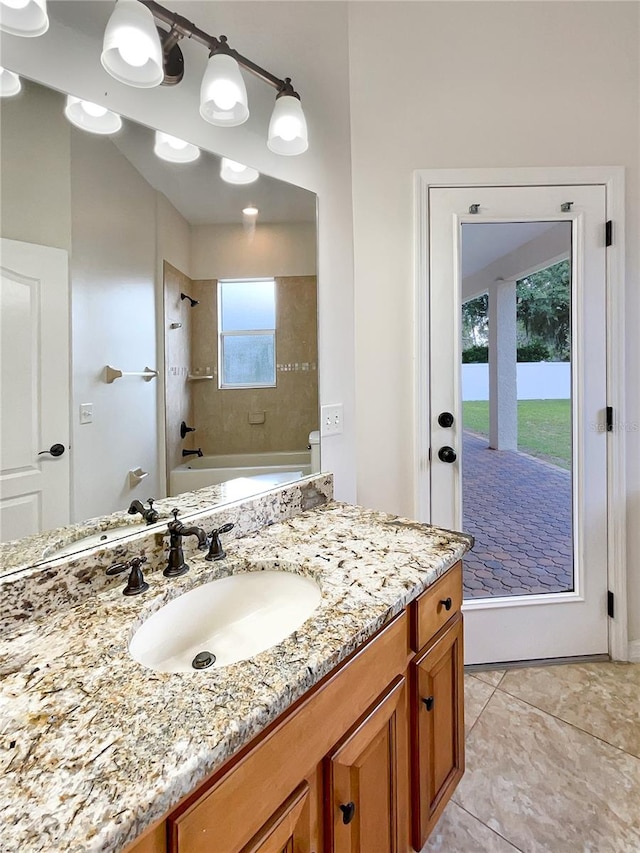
[463,363,571,402]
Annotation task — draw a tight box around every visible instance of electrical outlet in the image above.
[79,403,93,424]
[321,403,343,437]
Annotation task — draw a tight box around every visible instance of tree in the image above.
[516,260,571,361]
[461,259,571,362]
[462,294,488,348]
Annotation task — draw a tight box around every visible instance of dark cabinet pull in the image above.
[437,411,454,428]
[422,696,435,711]
[339,801,356,824]
[440,597,453,611]
[38,443,65,457]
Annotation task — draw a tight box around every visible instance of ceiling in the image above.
[461,222,561,279]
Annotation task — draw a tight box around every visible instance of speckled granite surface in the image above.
[0,499,471,853]
[0,474,315,576]
[0,476,333,630]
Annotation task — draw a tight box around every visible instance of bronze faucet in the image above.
[128,498,159,525]
[165,508,208,577]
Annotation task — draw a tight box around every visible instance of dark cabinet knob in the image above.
[440,597,453,611]
[339,801,356,824]
[437,446,457,463]
[422,696,435,711]
[437,411,454,428]
[38,443,65,457]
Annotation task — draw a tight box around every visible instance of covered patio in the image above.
[462,432,573,599]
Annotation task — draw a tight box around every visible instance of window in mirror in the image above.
[218,278,277,388]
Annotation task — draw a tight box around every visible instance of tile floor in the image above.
[424,662,640,852]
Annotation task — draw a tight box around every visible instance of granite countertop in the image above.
[0,501,471,853]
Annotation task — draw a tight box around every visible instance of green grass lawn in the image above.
[463,399,571,469]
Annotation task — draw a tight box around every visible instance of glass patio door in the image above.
[429,185,608,664]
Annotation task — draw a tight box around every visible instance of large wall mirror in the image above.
[0,76,319,573]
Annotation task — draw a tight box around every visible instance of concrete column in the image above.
[489,281,517,450]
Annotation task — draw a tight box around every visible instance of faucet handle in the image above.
[205,522,235,562]
[106,561,129,576]
[107,555,149,595]
[123,556,149,596]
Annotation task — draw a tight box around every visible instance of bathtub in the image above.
[169,450,312,496]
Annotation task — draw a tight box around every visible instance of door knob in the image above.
[437,411,455,428]
[437,446,457,463]
[38,443,65,458]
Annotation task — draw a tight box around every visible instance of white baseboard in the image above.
[628,640,640,663]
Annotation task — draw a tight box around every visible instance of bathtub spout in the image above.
[182,448,203,458]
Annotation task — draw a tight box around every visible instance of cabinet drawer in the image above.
[410,562,462,652]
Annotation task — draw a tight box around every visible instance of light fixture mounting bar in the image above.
[138,0,298,95]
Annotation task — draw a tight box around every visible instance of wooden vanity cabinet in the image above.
[324,676,409,853]
[240,782,314,853]
[410,614,464,850]
[124,562,464,853]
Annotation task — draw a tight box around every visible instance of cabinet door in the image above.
[324,676,409,853]
[241,783,313,853]
[411,614,464,850]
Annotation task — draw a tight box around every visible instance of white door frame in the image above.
[413,166,627,661]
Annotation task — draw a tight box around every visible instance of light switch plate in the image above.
[79,403,93,424]
[321,404,343,437]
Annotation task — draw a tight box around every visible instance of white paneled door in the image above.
[0,238,70,542]
[427,184,609,664]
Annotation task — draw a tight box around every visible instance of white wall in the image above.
[0,0,356,503]
[347,2,639,642]
[70,131,159,519]
[0,80,71,251]
[191,222,316,280]
[463,363,571,402]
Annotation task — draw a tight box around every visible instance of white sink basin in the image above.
[129,570,322,673]
[48,522,150,558]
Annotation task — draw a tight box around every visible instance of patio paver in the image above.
[461,432,573,599]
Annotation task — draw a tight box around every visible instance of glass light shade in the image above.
[0,0,48,37]
[0,66,21,97]
[200,54,249,127]
[220,157,259,185]
[101,0,164,88]
[242,206,258,216]
[154,131,200,163]
[267,94,308,156]
[64,96,123,135]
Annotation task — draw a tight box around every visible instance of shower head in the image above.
[180,292,199,307]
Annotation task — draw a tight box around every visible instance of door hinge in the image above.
[606,406,613,432]
[605,220,613,247]
[607,590,615,618]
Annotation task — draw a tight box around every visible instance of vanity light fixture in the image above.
[101,0,165,88]
[154,131,200,163]
[99,0,308,154]
[267,86,308,155]
[0,66,21,97]
[0,0,48,37]
[200,42,249,127]
[64,96,123,135]
[242,205,259,217]
[220,157,259,185]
